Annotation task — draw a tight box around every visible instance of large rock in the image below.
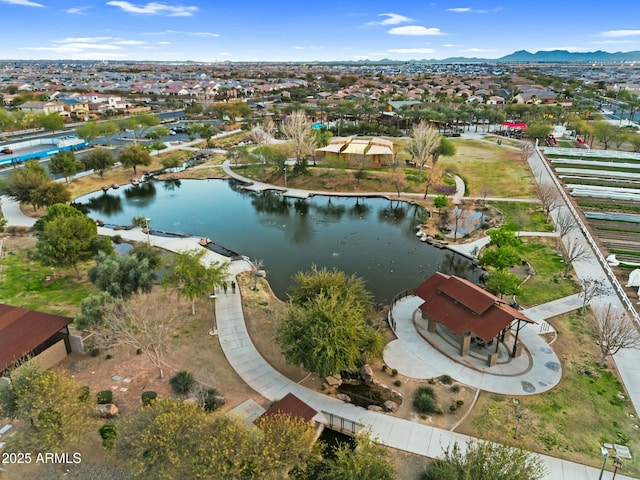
[94,403,119,418]
[359,364,374,383]
[336,393,351,403]
[384,400,399,413]
[368,405,384,413]
[325,375,342,387]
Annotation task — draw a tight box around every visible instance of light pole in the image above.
[208,293,217,336]
[612,458,622,480]
[283,166,287,188]
[144,217,151,244]
[598,446,608,480]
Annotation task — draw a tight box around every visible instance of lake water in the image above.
[75,179,478,305]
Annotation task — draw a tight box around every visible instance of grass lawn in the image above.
[515,239,580,307]
[0,237,97,317]
[458,311,640,477]
[489,201,553,232]
[439,139,538,198]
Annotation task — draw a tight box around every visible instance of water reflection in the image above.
[75,179,480,304]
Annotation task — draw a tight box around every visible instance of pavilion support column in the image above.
[427,316,437,333]
[460,332,471,357]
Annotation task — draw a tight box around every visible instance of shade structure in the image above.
[365,145,394,156]
[502,122,527,129]
[316,143,345,154]
[342,142,369,155]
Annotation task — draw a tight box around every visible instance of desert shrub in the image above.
[201,387,223,412]
[97,390,113,404]
[391,368,398,377]
[456,399,464,407]
[141,391,158,406]
[414,386,440,414]
[439,374,453,385]
[99,423,117,448]
[77,385,90,402]
[89,346,100,357]
[170,370,195,395]
[450,384,460,393]
[450,403,459,412]
[394,380,402,387]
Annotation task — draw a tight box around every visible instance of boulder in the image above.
[384,400,399,413]
[325,375,342,387]
[336,393,351,403]
[359,364,374,383]
[94,403,119,418]
[368,405,384,413]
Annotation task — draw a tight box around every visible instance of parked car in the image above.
[1,148,13,154]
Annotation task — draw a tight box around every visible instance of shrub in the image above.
[77,385,90,402]
[170,370,195,395]
[105,354,112,360]
[456,399,464,407]
[141,391,158,406]
[391,368,398,377]
[97,390,113,405]
[99,424,117,448]
[450,403,459,413]
[414,386,440,414]
[136,348,143,355]
[201,387,222,412]
[439,374,453,385]
[450,384,460,393]
[381,365,388,373]
[394,380,402,387]
[89,346,100,357]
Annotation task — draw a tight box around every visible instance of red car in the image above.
[1,148,13,154]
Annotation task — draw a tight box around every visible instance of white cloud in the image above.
[458,48,497,53]
[388,26,444,36]
[106,1,198,17]
[448,7,470,12]
[220,52,231,56]
[1,0,44,7]
[143,29,220,38]
[592,40,633,45]
[599,30,640,38]
[65,6,91,14]
[377,13,411,25]
[294,46,305,50]
[56,36,113,43]
[112,40,146,45]
[158,41,171,45]
[443,43,462,48]
[22,43,121,52]
[387,48,435,54]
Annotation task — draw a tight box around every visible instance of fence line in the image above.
[321,410,364,435]
[534,146,640,324]
[387,289,413,334]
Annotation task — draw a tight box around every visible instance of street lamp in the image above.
[598,446,608,480]
[208,293,217,336]
[612,458,623,480]
[283,166,287,188]
[144,217,151,244]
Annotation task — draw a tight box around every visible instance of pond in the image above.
[75,179,479,305]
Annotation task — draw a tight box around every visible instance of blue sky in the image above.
[2,0,640,62]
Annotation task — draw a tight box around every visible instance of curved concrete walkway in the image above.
[384,295,563,395]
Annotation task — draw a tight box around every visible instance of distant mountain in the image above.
[431,49,640,64]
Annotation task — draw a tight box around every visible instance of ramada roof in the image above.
[413,273,535,342]
[0,304,72,372]
[258,392,319,423]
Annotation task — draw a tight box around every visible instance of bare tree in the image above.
[98,289,187,379]
[561,236,591,275]
[520,142,534,161]
[555,210,576,238]
[248,258,265,290]
[406,121,441,181]
[538,183,561,218]
[280,110,315,169]
[479,186,492,206]
[594,304,640,367]
[386,171,407,198]
[262,116,276,142]
[580,277,613,313]
[452,206,468,241]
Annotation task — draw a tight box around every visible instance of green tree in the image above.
[421,440,546,480]
[75,291,118,330]
[4,159,59,210]
[99,121,120,147]
[484,270,522,299]
[278,268,384,376]
[75,120,102,145]
[30,180,71,209]
[318,432,395,480]
[48,150,78,183]
[524,122,552,142]
[479,246,521,270]
[85,147,115,179]
[592,120,617,149]
[37,112,65,133]
[0,108,16,130]
[145,126,170,139]
[34,203,112,277]
[0,365,91,451]
[129,113,160,142]
[165,248,229,315]
[119,143,152,174]
[487,226,522,248]
[433,195,448,215]
[88,251,156,298]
